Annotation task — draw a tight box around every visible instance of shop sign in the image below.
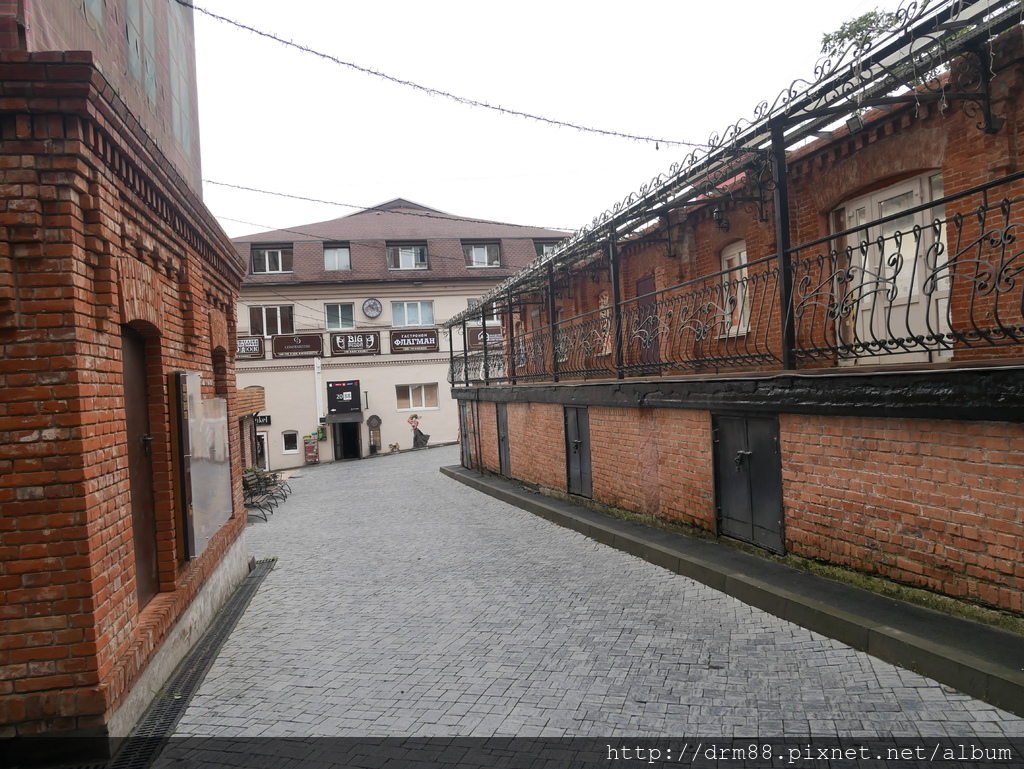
[271,334,323,358]
[327,380,361,415]
[254,414,271,426]
[237,336,265,359]
[330,332,381,356]
[390,329,439,354]
[467,328,504,350]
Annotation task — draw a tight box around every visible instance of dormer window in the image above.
[463,243,500,268]
[387,244,428,270]
[251,246,293,274]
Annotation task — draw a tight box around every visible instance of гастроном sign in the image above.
[390,329,439,354]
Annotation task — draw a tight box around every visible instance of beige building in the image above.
[234,199,565,470]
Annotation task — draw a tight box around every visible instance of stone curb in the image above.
[440,465,1024,718]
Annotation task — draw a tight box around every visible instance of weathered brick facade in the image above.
[453,22,1024,616]
[0,50,248,742]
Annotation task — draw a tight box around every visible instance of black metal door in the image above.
[496,403,510,477]
[713,415,785,554]
[332,423,361,460]
[565,406,592,498]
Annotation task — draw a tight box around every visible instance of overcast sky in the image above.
[193,0,898,240]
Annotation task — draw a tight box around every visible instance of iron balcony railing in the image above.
[449,172,1024,385]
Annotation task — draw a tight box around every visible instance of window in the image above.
[392,301,434,327]
[282,431,299,454]
[125,0,155,103]
[720,241,749,335]
[249,305,294,337]
[251,247,293,274]
[387,244,428,270]
[324,246,351,271]
[467,298,501,325]
[463,243,500,268]
[396,384,439,410]
[535,241,559,257]
[326,303,355,330]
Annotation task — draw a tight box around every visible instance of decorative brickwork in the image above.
[0,52,247,739]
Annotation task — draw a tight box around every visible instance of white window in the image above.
[467,298,501,325]
[251,247,293,274]
[249,305,294,337]
[392,301,434,327]
[396,384,439,410]
[386,244,428,270]
[324,246,351,271]
[535,241,559,257]
[282,431,299,454]
[720,241,749,335]
[325,303,355,330]
[463,243,500,268]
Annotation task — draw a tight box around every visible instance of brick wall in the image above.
[463,397,1023,615]
[0,53,246,737]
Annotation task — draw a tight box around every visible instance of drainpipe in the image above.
[507,289,516,385]
[547,262,559,383]
[771,123,796,370]
[447,323,454,385]
[608,232,624,379]
[481,304,490,385]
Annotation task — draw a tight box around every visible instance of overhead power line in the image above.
[178,0,712,150]
[204,180,576,233]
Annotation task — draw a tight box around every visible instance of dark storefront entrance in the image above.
[333,422,361,460]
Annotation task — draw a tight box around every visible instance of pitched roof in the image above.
[232,199,568,243]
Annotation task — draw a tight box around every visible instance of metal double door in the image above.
[713,414,785,554]
[565,406,592,498]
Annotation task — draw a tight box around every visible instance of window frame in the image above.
[391,300,435,327]
[251,246,294,275]
[386,243,428,270]
[462,243,501,268]
[395,383,440,411]
[282,431,299,454]
[467,298,502,325]
[720,240,750,337]
[534,241,559,258]
[324,245,352,272]
[249,305,294,337]
[325,303,355,331]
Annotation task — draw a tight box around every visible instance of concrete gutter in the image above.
[440,464,1024,719]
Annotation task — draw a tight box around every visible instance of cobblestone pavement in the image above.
[173,446,1024,738]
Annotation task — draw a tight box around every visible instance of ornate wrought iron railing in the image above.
[448,174,1024,385]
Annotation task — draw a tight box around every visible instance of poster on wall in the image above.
[327,380,361,415]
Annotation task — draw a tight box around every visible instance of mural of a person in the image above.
[408,414,430,448]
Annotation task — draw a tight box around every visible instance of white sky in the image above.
[193,0,895,240]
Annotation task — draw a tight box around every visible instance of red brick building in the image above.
[1,0,249,752]
[447,1,1024,616]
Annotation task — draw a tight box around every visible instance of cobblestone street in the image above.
[172,446,1024,738]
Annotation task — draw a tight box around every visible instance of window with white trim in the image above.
[251,247,293,274]
[396,383,439,410]
[249,305,294,337]
[720,240,749,335]
[463,243,500,268]
[282,431,299,454]
[467,298,501,325]
[325,303,355,330]
[535,241,559,257]
[324,245,351,271]
[392,301,434,327]
[386,244,428,270]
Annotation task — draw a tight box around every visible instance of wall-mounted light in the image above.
[846,114,865,134]
[712,205,730,232]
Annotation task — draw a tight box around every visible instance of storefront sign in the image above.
[390,329,439,354]
[237,336,265,359]
[254,414,271,426]
[327,380,361,415]
[467,327,504,350]
[271,334,323,358]
[330,332,381,356]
